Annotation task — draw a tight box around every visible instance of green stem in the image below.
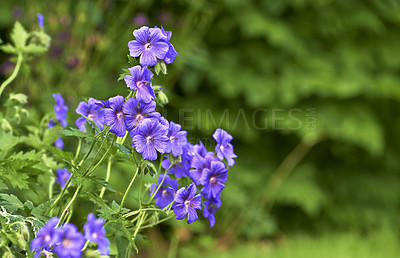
[123,208,168,219]
[45,175,73,216]
[58,185,82,226]
[75,138,82,161]
[119,166,140,212]
[84,135,116,177]
[100,156,112,199]
[0,52,23,98]
[148,166,172,202]
[133,213,147,240]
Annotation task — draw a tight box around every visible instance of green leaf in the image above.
[0,194,24,213]
[114,142,130,157]
[23,44,47,55]
[0,43,17,54]
[11,21,28,49]
[31,200,52,221]
[61,127,95,140]
[118,68,130,81]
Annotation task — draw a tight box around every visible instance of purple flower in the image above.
[128,26,169,67]
[84,213,110,256]
[53,93,68,127]
[189,152,219,185]
[162,155,188,178]
[123,97,159,133]
[54,223,85,258]
[30,217,62,258]
[132,119,169,160]
[150,174,179,209]
[56,168,71,188]
[124,66,155,103]
[37,13,44,29]
[55,137,64,149]
[160,27,178,64]
[166,121,187,157]
[173,183,202,224]
[193,141,208,158]
[48,119,56,129]
[203,198,220,228]
[75,98,105,132]
[200,161,228,199]
[213,128,237,166]
[104,96,126,137]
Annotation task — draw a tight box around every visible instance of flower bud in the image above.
[154,60,161,75]
[20,223,30,242]
[157,91,169,105]
[9,93,28,105]
[1,118,12,133]
[160,60,167,75]
[21,108,29,117]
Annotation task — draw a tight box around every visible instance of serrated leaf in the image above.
[118,68,130,81]
[61,127,95,140]
[0,44,17,54]
[23,44,47,54]
[11,21,28,49]
[31,200,52,221]
[0,194,24,213]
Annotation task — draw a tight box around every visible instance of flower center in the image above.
[117,112,124,119]
[184,200,191,206]
[220,145,226,150]
[162,189,168,196]
[56,106,61,112]
[145,43,151,49]
[88,113,95,119]
[62,239,73,249]
[210,177,217,184]
[146,136,153,142]
[136,80,147,88]
[44,234,51,242]
[170,136,176,142]
[92,232,98,239]
[136,114,143,122]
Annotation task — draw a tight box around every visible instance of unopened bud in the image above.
[9,93,28,105]
[160,60,167,75]
[1,118,12,133]
[16,233,27,249]
[20,223,30,241]
[14,113,21,124]
[154,60,161,75]
[157,91,169,105]
[21,108,29,117]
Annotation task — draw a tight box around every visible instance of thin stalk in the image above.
[45,175,73,216]
[85,136,116,177]
[100,156,113,199]
[132,213,147,240]
[0,52,23,98]
[75,138,82,160]
[148,166,172,202]
[58,185,82,226]
[119,166,140,212]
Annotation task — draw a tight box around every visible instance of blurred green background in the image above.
[1,0,400,257]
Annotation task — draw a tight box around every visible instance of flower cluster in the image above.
[152,128,236,227]
[30,214,109,258]
[72,26,237,227]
